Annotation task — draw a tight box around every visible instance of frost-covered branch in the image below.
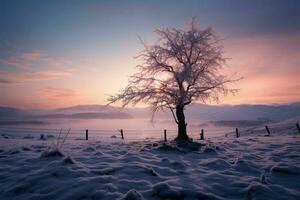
[108,18,238,124]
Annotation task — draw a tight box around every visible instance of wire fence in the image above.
[0,126,179,142]
[0,126,230,142]
[0,122,299,142]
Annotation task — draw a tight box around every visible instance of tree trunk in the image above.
[176,105,189,140]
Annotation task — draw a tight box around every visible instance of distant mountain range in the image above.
[0,102,300,126]
[185,102,300,121]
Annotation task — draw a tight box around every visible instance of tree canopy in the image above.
[108,19,238,139]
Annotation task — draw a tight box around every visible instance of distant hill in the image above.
[1,103,300,123]
[185,102,300,121]
[54,104,117,114]
[35,112,132,119]
[0,107,29,120]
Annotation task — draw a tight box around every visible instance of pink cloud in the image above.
[0,86,82,109]
[0,50,70,69]
[224,33,300,77]
[220,33,300,104]
[39,87,79,99]
[37,87,83,108]
[0,70,72,84]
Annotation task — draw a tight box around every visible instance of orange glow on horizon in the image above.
[0,33,299,109]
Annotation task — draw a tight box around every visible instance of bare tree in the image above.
[108,19,238,140]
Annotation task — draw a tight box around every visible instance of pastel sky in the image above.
[0,0,299,109]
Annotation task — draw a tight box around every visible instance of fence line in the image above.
[0,122,299,142]
[0,126,179,132]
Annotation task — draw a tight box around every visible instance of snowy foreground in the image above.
[0,131,300,200]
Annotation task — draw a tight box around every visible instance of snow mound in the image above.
[41,148,64,158]
[121,189,144,200]
[152,182,182,199]
[271,164,300,175]
[154,141,203,153]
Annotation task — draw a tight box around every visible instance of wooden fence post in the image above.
[265,126,271,135]
[120,129,124,140]
[200,129,204,140]
[296,124,300,134]
[86,129,88,140]
[164,129,167,142]
[236,128,239,138]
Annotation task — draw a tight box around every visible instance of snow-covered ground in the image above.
[0,122,300,200]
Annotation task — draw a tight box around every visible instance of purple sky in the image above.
[0,0,299,108]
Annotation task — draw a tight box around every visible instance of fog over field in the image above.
[1,0,299,199]
[1,103,300,133]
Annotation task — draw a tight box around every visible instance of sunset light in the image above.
[0,1,299,200]
[0,1,299,109]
